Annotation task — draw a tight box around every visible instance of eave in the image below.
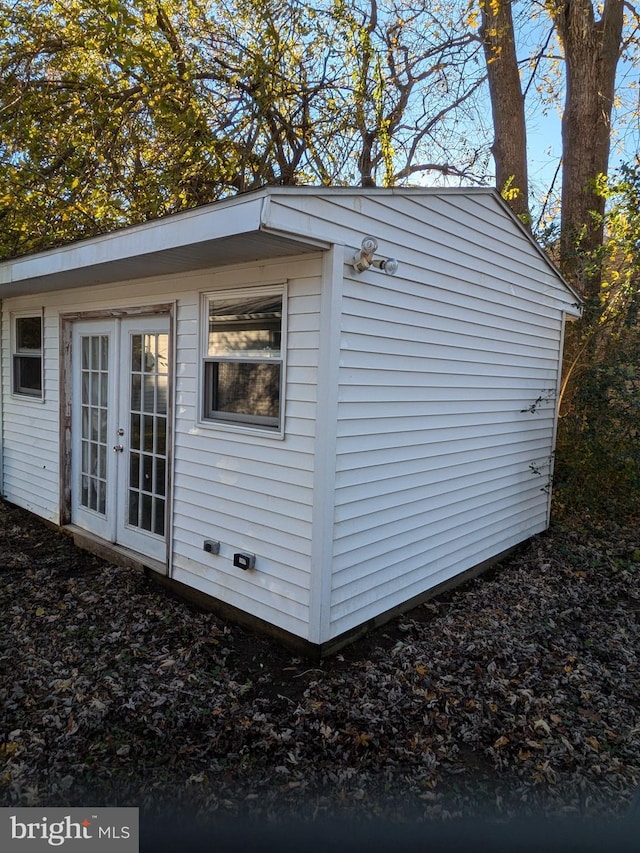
[0,192,328,297]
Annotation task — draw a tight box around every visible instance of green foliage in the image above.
[553,166,640,521]
[0,0,229,256]
[0,0,487,258]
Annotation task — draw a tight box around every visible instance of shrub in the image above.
[553,166,640,522]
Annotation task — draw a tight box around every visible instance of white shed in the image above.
[0,187,581,654]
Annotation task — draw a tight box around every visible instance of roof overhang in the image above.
[0,185,583,317]
[0,192,328,297]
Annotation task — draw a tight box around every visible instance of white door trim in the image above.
[60,305,174,572]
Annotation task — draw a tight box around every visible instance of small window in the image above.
[202,290,284,430]
[13,314,43,398]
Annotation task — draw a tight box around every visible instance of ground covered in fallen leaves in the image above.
[1,499,639,825]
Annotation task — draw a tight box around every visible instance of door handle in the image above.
[113,445,124,453]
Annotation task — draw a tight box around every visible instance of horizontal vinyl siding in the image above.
[169,260,322,640]
[331,493,547,609]
[331,499,548,625]
[170,564,310,638]
[333,469,550,568]
[335,440,553,508]
[267,191,578,317]
[1,306,60,520]
[324,193,564,639]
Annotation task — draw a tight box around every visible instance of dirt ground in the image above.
[1,497,639,827]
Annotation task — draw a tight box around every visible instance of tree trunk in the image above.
[547,0,624,294]
[479,0,530,226]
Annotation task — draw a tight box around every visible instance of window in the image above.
[202,289,284,430]
[13,314,43,398]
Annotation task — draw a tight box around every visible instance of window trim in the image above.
[11,310,44,400]
[199,284,287,436]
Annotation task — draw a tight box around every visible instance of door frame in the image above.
[59,304,175,571]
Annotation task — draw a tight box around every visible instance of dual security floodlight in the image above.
[352,237,399,276]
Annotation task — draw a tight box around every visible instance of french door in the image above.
[71,316,171,563]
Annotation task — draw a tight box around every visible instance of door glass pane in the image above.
[99,409,107,444]
[130,452,140,489]
[131,374,141,411]
[131,334,142,372]
[155,457,166,497]
[155,417,166,456]
[90,408,99,442]
[153,498,165,536]
[90,372,99,405]
[128,490,139,526]
[79,334,109,517]
[143,377,155,413]
[142,453,153,490]
[130,413,141,449]
[91,336,99,370]
[157,380,167,415]
[143,414,154,453]
[141,493,152,531]
[126,331,168,540]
